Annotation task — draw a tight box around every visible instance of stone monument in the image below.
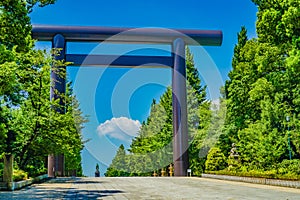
[95,163,100,177]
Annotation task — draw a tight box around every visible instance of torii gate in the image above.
[32,25,222,177]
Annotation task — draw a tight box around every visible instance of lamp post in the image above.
[286,116,292,160]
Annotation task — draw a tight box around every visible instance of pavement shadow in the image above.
[64,189,124,199]
[0,178,123,199]
[0,187,74,199]
[74,180,105,184]
[46,177,78,184]
[0,188,124,199]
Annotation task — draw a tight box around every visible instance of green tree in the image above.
[105,144,128,177]
[216,0,300,174]
[0,0,55,153]
[252,0,299,46]
[108,47,211,176]
[197,87,227,174]
[220,27,251,155]
[0,0,85,177]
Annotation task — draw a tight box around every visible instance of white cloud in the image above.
[97,117,141,141]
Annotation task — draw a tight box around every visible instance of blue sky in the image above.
[30,0,257,176]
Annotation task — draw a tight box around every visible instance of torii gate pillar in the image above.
[172,38,189,176]
[48,34,66,177]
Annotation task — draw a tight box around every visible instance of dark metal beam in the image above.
[66,54,173,67]
[32,25,222,46]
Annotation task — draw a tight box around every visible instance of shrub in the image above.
[205,169,300,180]
[205,147,227,171]
[0,162,3,178]
[228,156,241,171]
[13,169,28,182]
[276,159,300,175]
[25,165,47,177]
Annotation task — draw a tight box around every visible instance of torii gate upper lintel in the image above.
[32,25,222,177]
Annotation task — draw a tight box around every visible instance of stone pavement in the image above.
[0,177,300,199]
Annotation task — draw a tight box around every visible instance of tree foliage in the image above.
[106,0,300,178]
[106,47,212,176]
[214,0,300,176]
[0,0,85,177]
[105,145,129,177]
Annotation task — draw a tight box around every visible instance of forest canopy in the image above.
[106,0,300,179]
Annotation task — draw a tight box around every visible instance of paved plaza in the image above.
[0,177,300,199]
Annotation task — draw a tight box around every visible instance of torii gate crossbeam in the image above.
[32,25,222,177]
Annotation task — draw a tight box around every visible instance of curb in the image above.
[201,173,300,189]
[1,174,48,191]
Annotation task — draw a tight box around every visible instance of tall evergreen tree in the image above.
[215,0,300,173]
[219,27,251,154]
[105,144,128,177]
[185,48,211,175]
[107,47,211,176]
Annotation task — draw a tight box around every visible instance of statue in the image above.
[228,143,240,170]
[153,171,158,177]
[161,168,166,177]
[95,163,100,177]
[168,164,174,177]
[230,143,239,159]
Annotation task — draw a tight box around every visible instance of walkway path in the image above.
[0,177,299,199]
